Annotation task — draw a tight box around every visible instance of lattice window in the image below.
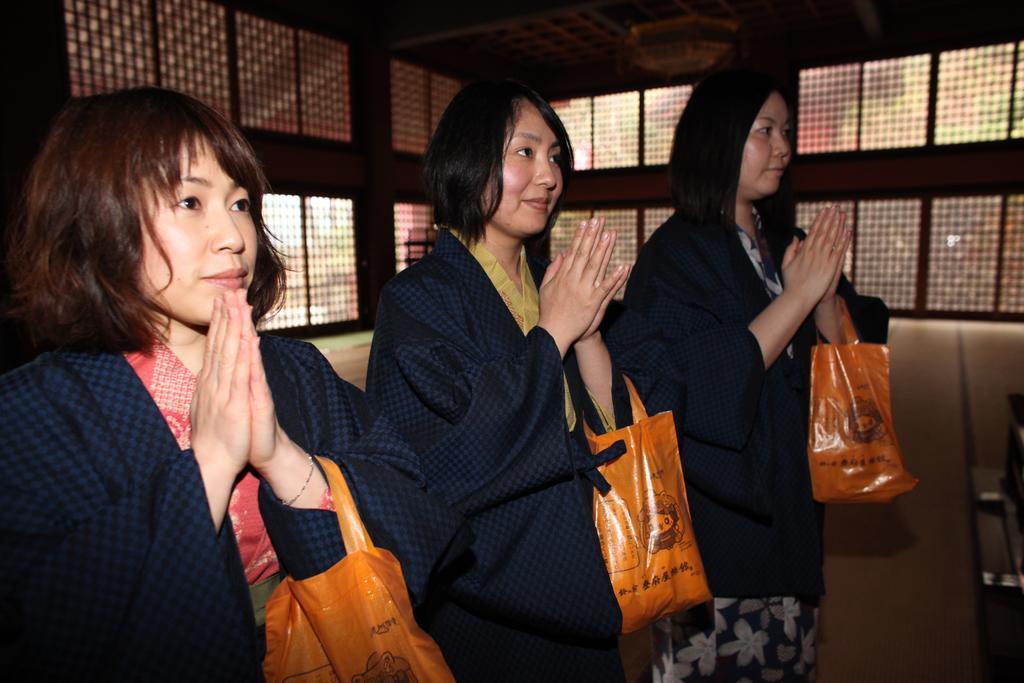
[391,60,430,154]
[855,199,921,309]
[261,194,358,330]
[299,31,351,142]
[797,63,860,154]
[430,73,462,136]
[305,197,358,323]
[935,43,1015,145]
[644,85,691,165]
[65,2,351,140]
[549,209,636,299]
[261,194,306,330]
[601,209,639,299]
[550,210,593,256]
[593,91,640,169]
[1000,195,1024,313]
[796,200,856,278]
[394,202,436,272]
[927,196,1001,312]
[1014,42,1024,139]
[64,0,156,97]
[643,206,675,242]
[551,98,593,170]
[155,0,230,115]
[237,13,297,134]
[860,54,930,150]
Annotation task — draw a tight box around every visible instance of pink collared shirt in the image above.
[127,343,328,584]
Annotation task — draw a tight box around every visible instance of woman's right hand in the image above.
[538,217,627,357]
[749,207,851,368]
[781,205,851,308]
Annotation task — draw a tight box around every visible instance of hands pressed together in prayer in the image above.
[191,289,326,528]
[749,205,853,365]
[780,205,852,343]
[781,204,851,310]
[538,216,631,358]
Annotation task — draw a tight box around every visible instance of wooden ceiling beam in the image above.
[760,0,781,22]
[851,0,884,40]
[669,0,697,15]
[387,0,621,48]
[715,0,740,19]
[633,0,660,21]
[580,10,629,38]
[539,16,607,58]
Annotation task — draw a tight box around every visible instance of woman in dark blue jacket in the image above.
[608,69,886,681]
[367,80,632,681]
[0,87,465,680]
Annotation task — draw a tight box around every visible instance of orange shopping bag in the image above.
[585,377,711,634]
[263,457,455,683]
[808,299,918,503]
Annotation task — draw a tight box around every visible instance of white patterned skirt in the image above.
[652,596,819,682]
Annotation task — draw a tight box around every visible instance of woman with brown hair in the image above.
[0,87,465,680]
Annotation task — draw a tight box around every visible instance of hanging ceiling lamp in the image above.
[624,15,739,78]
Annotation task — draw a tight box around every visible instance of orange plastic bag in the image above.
[585,377,711,634]
[808,299,918,503]
[263,457,455,683]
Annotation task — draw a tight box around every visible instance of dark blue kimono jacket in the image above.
[366,230,627,682]
[607,212,888,598]
[0,335,468,681]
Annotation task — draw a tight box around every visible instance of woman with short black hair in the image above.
[609,69,886,681]
[367,80,631,681]
[423,80,573,244]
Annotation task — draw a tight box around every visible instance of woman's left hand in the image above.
[232,290,326,506]
[817,231,849,304]
[577,222,630,345]
[807,214,852,342]
[239,297,285,474]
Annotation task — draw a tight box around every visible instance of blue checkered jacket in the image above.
[366,230,626,682]
[0,335,468,681]
[607,212,887,598]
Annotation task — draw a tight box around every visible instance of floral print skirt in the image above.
[652,596,819,682]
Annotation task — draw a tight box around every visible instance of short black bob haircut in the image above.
[423,80,573,244]
[669,69,795,236]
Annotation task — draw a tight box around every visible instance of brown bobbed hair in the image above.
[5,86,285,352]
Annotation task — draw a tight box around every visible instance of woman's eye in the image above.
[550,153,562,164]
[516,147,534,158]
[231,197,251,212]
[177,197,199,210]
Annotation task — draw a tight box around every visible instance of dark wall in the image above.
[1,1,69,372]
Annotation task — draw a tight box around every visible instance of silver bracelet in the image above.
[281,454,315,506]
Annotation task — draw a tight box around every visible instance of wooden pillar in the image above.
[352,37,397,327]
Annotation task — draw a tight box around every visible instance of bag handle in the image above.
[582,375,650,439]
[836,297,859,344]
[623,376,649,421]
[816,297,860,345]
[316,456,373,554]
